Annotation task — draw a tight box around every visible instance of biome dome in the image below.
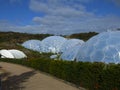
[22,40,41,52]
[0,49,27,59]
[60,44,81,61]
[8,49,27,59]
[41,36,67,53]
[60,39,84,53]
[76,31,120,64]
[0,49,14,58]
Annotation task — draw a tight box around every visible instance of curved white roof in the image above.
[60,39,84,53]
[41,36,67,53]
[0,49,27,59]
[60,44,81,61]
[22,40,41,52]
[8,49,27,59]
[50,55,58,59]
[0,49,14,58]
[76,31,120,64]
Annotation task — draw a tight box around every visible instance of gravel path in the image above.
[0,62,85,90]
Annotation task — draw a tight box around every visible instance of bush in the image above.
[0,58,120,90]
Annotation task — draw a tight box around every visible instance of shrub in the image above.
[0,58,120,90]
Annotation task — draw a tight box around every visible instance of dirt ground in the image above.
[0,62,85,90]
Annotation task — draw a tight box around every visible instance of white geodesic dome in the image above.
[41,36,67,53]
[8,49,27,59]
[22,40,41,52]
[0,49,27,59]
[60,44,81,61]
[60,39,84,53]
[76,31,120,64]
[0,49,14,58]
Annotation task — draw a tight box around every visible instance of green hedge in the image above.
[0,58,120,90]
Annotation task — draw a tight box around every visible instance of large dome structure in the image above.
[0,49,27,59]
[76,31,120,64]
[0,49,14,58]
[8,49,27,59]
[22,40,41,52]
[41,36,67,53]
[60,44,81,61]
[60,39,84,53]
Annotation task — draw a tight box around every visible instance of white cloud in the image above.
[29,0,120,34]
[1,15,120,35]
[29,0,92,17]
[0,0,120,35]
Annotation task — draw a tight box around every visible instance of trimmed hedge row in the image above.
[0,58,120,90]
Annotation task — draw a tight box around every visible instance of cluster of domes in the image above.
[22,36,84,54]
[22,31,120,64]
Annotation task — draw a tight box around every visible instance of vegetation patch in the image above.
[0,58,120,90]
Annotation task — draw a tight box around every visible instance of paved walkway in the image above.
[0,62,85,90]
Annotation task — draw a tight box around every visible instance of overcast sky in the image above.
[0,0,120,35]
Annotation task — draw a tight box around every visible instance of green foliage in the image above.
[0,58,120,90]
[0,31,52,43]
[66,32,98,41]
